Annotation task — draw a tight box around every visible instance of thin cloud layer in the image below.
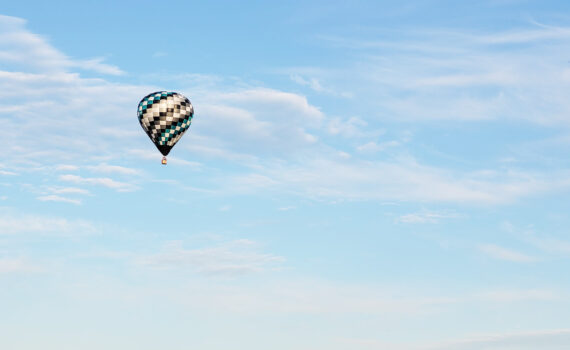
[0,258,41,274]
[59,174,137,192]
[3,15,570,205]
[0,15,122,75]
[478,243,537,262]
[220,157,570,203]
[135,239,284,275]
[317,23,570,125]
[3,6,570,350]
[0,211,96,236]
[422,329,570,350]
[36,194,82,205]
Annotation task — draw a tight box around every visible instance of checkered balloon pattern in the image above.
[137,91,194,156]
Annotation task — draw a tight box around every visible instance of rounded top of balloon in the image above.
[137,91,194,163]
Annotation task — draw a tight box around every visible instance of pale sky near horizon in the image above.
[2,1,570,349]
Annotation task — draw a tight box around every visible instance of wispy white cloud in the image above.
[0,258,41,274]
[317,23,570,125]
[218,157,570,204]
[278,206,296,211]
[396,211,460,224]
[290,73,352,97]
[421,328,570,350]
[59,174,137,192]
[219,88,324,123]
[0,69,148,167]
[55,164,79,171]
[36,194,81,205]
[71,57,123,75]
[338,328,570,350]
[0,15,122,75]
[291,74,324,91]
[47,187,90,195]
[357,140,400,153]
[135,239,284,275]
[475,24,570,44]
[0,211,96,236]
[327,116,379,138]
[132,276,562,318]
[2,13,569,208]
[0,17,148,171]
[475,288,559,303]
[502,222,570,256]
[478,243,536,262]
[411,71,518,88]
[188,88,326,158]
[527,235,570,255]
[162,281,459,315]
[86,163,141,175]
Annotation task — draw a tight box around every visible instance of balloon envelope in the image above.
[137,91,194,156]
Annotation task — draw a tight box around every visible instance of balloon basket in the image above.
[161,156,167,165]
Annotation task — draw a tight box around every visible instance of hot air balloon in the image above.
[137,91,194,165]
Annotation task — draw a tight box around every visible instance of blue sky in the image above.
[2,1,570,349]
